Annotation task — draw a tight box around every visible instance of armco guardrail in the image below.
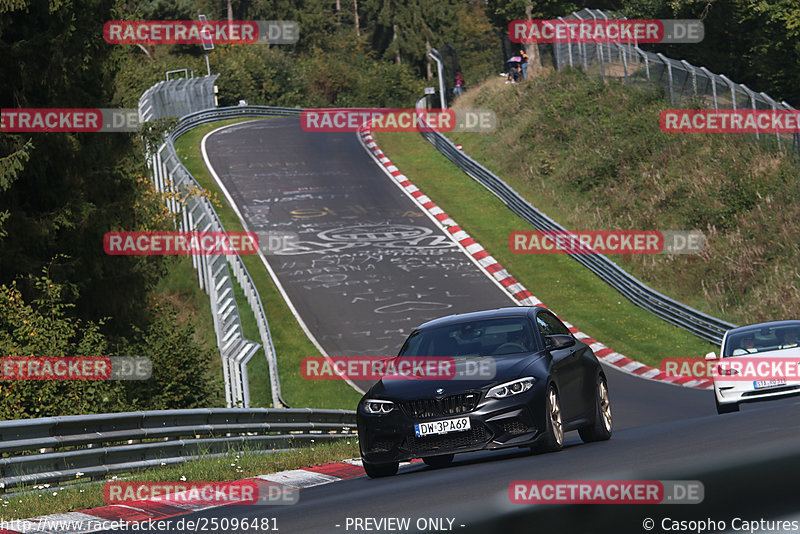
[138,72,300,409]
[415,97,736,344]
[158,105,301,410]
[0,408,355,490]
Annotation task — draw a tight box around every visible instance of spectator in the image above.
[454,71,464,97]
[520,49,529,80]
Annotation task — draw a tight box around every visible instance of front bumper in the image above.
[715,379,800,405]
[358,387,546,463]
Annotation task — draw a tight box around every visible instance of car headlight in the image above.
[363,399,395,414]
[487,377,536,399]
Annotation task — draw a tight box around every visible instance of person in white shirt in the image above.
[732,333,758,356]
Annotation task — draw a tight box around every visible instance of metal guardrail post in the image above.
[571,12,589,71]
[680,60,697,97]
[699,67,718,110]
[760,92,782,147]
[739,84,760,140]
[636,48,650,81]
[656,53,675,105]
[719,74,737,110]
[557,17,573,69]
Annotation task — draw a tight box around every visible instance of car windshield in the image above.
[723,322,800,357]
[398,318,536,357]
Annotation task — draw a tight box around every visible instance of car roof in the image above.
[415,306,544,330]
[726,320,800,336]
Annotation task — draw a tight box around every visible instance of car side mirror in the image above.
[545,335,575,350]
[704,352,717,361]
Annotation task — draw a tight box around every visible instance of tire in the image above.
[579,373,613,443]
[716,397,739,414]
[533,385,564,453]
[362,459,399,478]
[422,454,454,468]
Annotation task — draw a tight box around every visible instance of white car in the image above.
[706,320,800,414]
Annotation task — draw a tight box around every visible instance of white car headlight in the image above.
[487,377,536,399]
[364,399,395,414]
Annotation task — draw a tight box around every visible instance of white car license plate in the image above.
[754,380,786,389]
[414,417,471,437]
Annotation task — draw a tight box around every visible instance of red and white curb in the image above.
[0,459,412,534]
[356,126,713,391]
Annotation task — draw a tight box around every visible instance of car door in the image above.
[536,311,584,422]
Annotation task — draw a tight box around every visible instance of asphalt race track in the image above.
[121,118,800,534]
[202,118,513,391]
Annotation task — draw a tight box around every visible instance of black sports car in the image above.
[357,306,612,477]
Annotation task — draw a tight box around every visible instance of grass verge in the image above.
[2,440,358,521]
[448,71,800,325]
[153,256,224,406]
[173,119,362,409]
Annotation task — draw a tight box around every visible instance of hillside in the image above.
[449,70,800,325]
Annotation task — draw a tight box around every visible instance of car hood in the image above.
[366,353,545,401]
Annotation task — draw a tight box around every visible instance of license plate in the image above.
[414,417,471,437]
[754,380,786,389]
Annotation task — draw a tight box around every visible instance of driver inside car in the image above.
[779,328,799,349]
[732,333,758,355]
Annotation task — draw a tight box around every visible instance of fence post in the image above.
[557,16,573,69]
[635,49,650,81]
[720,74,737,111]
[680,60,697,98]
[739,84,760,140]
[656,53,674,106]
[759,92,782,148]
[572,12,589,72]
[588,10,605,81]
[699,67,718,110]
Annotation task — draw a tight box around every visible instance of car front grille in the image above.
[400,392,481,419]
[402,424,488,455]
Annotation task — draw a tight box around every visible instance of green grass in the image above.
[448,71,800,325]
[153,256,225,406]
[173,119,362,409]
[2,440,359,521]
[371,129,716,368]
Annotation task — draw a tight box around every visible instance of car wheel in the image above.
[533,385,564,453]
[362,459,399,478]
[578,373,613,443]
[422,454,454,468]
[715,397,739,414]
